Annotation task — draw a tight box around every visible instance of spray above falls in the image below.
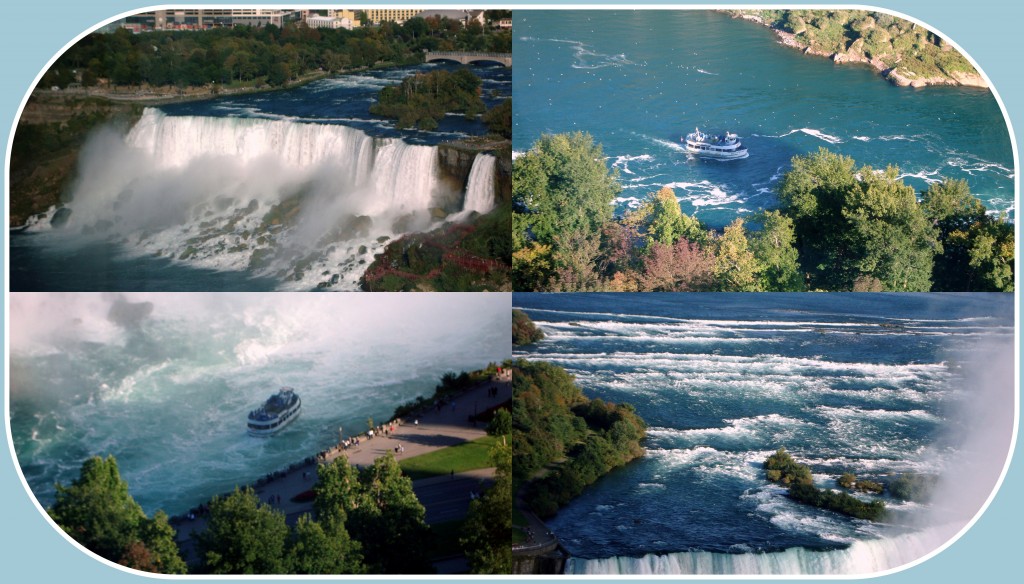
[49,108,499,290]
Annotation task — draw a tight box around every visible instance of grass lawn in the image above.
[400,434,501,480]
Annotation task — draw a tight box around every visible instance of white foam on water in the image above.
[608,153,655,175]
[897,169,944,185]
[757,128,844,144]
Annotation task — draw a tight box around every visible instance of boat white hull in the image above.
[247,408,301,437]
[685,145,749,160]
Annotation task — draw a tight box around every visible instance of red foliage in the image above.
[639,239,716,291]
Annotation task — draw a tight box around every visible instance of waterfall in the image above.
[462,154,497,214]
[368,140,439,216]
[61,108,464,289]
[564,529,954,575]
[127,108,376,181]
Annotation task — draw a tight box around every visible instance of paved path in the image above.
[512,496,560,555]
[173,373,511,566]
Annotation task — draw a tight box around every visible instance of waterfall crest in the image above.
[564,528,953,576]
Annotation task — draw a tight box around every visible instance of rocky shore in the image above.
[732,12,987,89]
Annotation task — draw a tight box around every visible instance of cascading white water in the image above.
[64,108,460,290]
[564,528,952,575]
[123,108,438,210]
[368,140,440,215]
[462,154,497,214]
[127,108,376,178]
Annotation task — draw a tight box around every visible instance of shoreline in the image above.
[730,12,988,89]
[167,369,512,567]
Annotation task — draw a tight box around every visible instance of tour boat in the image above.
[683,127,748,159]
[247,387,301,436]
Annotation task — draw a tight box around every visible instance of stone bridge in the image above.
[424,51,511,67]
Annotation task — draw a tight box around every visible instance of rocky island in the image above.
[729,9,986,88]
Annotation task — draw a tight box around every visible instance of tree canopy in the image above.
[512,309,544,346]
[778,148,939,291]
[48,455,186,574]
[513,133,620,290]
[460,439,513,573]
[922,178,1014,291]
[513,360,647,517]
[196,487,290,574]
[315,454,431,574]
[42,19,511,91]
[370,67,486,130]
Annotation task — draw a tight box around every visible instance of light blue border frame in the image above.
[2,2,1019,582]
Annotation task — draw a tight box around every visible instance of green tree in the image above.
[923,179,1014,291]
[512,309,545,346]
[844,165,937,291]
[642,187,705,247]
[49,456,145,561]
[48,456,186,574]
[129,511,188,574]
[513,133,620,290]
[748,211,805,291]
[461,440,512,573]
[285,515,363,574]
[196,487,289,574]
[487,408,513,436]
[513,360,646,517]
[483,98,512,138]
[763,447,813,485]
[348,454,432,573]
[778,148,937,290]
[314,456,362,531]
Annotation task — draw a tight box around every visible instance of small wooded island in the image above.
[765,448,938,522]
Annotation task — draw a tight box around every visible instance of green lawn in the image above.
[400,435,500,480]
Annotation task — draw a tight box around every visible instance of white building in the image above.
[306,15,354,30]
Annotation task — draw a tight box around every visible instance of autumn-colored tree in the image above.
[638,239,716,291]
[714,219,763,292]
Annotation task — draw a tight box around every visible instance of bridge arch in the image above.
[424,51,512,67]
